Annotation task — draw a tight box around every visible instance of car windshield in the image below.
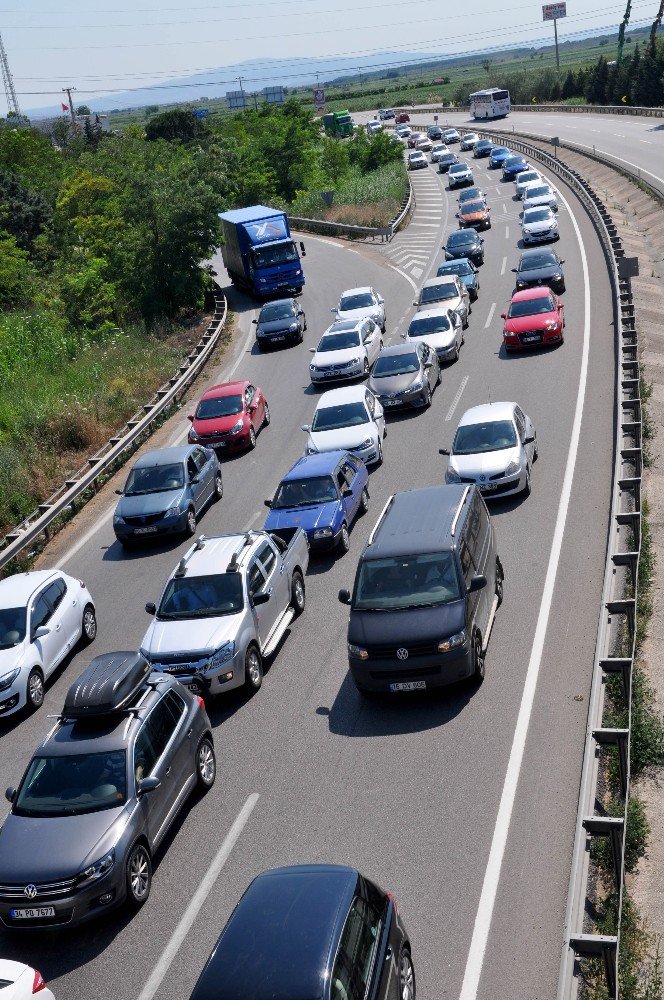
[157,573,244,620]
[508,295,555,317]
[0,608,26,649]
[372,352,420,377]
[14,752,127,818]
[432,144,446,152]
[525,186,551,199]
[420,284,457,304]
[462,135,476,141]
[448,231,476,246]
[259,302,295,321]
[461,201,485,214]
[272,475,338,508]
[312,402,368,431]
[459,188,483,202]
[408,314,452,336]
[449,165,466,173]
[124,462,184,496]
[520,252,557,271]
[453,419,518,455]
[195,395,243,419]
[339,293,373,311]
[524,209,552,223]
[505,157,523,167]
[441,154,455,162]
[519,173,540,185]
[318,331,361,352]
[438,262,471,277]
[493,147,509,155]
[252,242,299,267]
[353,553,462,610]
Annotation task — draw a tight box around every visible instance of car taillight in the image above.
[32,970,46,993]
[386,891,399,915]
[196,695,205,710]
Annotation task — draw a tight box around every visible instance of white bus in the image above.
[469,88,511,120]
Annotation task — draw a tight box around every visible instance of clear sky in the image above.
[0,0,658,113]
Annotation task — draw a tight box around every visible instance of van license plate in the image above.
[389,681,426,692]
[11,907,55,919]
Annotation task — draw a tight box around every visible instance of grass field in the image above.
[286,161,407,227]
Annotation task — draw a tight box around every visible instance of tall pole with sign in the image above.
[542,3,566,80]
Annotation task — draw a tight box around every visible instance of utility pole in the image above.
[649,0,663,57]
[617,0,632,62]
[62,86,77,125]
[553,16,560,78]
[238,76,246,108]
[0,31,21,118]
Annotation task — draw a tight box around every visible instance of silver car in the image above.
[403,306,464,362]
[448,162,474,188]
[414,275,470,329]
[368,342,440,409]
[443,401,537,498]
[522,183,558,212]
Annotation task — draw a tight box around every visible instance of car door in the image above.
[257,538,289,624]
[245,384,261,431]
[52,576,82,654]
[513,407,533,469]
[361,320,380,366]
[365,391,384,442]
[193,447,215,506]
[341,457,364,522]
[186,454,206,515]
[329,894,384,1000]
[421,344,437,390]
[160,688,195,793]
[247,556,274,649]
[30,584,67,673]
[464,493,492,635]
[134,696,182,847]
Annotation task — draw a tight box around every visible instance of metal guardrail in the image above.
[290,179,413,242]
[0,285,228,573]
[394,102,664,118]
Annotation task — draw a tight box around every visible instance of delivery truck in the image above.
[322,111,354,138]
[218,206,306,298]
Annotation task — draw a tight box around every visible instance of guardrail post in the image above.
[600,657,633,703]
[569,934,618,998]
[583,816,625,891]
[592,728,629,798]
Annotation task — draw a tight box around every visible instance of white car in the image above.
[443,401,537,498]
[521,206,559,243]
[430,143,449,162]
[0,961,55,999]
[515,169,543,199]
[309,317,383,384]
[0,570,97,717]
[448,162,474,188]
[303,385,385,466]
[460,132,480,150]
[333,286,386,331]
[523,183,558,212]
[443,128,460,143]
[408,150,428,170]
[415,136,433,152]
[403,307,464,362]
[366,120,382,134]
[395,125,411,138]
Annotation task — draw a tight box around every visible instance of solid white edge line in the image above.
[137,793,259,1000]
[52,507,116,570]
[484,303,496,329]
[458,179,591,1000]
[387,264,419,294]
[445,376,469,422]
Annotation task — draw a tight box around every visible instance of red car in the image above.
[188,380,270,452]
[396,112,410,123]
[501,287,565,351]
[407,131,424,148]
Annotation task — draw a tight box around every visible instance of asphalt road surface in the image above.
[0,137,616,1000]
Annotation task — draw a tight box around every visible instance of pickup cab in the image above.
[141,530,309,695]
[264,451,369,555]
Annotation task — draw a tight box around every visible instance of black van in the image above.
[338,485,503,695]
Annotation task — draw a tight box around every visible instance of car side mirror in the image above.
[330,307,337,314]
[468,574,487,594]
[524,435,535,444]
[252,591,270,607]
[309,347,316,354]
[5,787,15,804]
[400,332,407,339]
[115,488,123,495]
[138,776,161,795]
[500,313,507,320]
[251,318,257,324]
[145,602,156,615]
[299,241,306,256]
[264,498,272,508]
[33,626,50,639]
[338,588,351,605]
[439,447,450,455]
[455,212,459,218]
[511,268,517,273]
[560,259,565,264]
[187,414,194,421]
[412,300,418,307]
[301,424,311,432]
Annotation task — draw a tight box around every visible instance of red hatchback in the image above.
[407,132,424,148]
[396,112,410,123]
[501,287,564,351]
[188,380,270,452]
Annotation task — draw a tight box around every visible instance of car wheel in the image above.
[195,737,216,792]
[495,558,504,608]
[248,426,257,449]
[470,630,485,686]
[213,471,223,501]
[263,402,271,427]
[184,506,197,537]
[244,645,263,693]
[399,948,416,1000]
[338,522,350,554]
[126,843,151,910]
[359,487,370,514]
[26,668,44,712]
[81,604,97,645]
[291,571,306,616]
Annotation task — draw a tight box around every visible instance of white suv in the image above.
[0,570,96,716]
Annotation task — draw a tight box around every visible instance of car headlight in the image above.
[207,641,235,670]
[358,438,373,450]
[545,319,560,329]
[289,322,299,332]
[446,467,462,483]
[310,363,318,371]
[259,278,266,283]
[505,459,521,477]
[405,379,424,393]
[77,849,115,887]
[0,667,20,692]
[188,431,200,441]
[113,513,124,525]
[438,630,466,652]
[552,273,562,280]
[348,642,368,660]
[313,527,334,539]
[230,418,244,435]
[351,356,362,366]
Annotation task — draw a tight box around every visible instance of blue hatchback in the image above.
[264,451,369,554]
[502,154,529,180]
[488,145,511,168]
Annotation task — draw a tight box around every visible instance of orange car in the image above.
[456,199,491,231]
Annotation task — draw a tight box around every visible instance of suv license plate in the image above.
[390,681,426,692]
[11,907,55,920]
[134,525,158,535]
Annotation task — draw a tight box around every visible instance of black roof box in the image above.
[64,651,151,718]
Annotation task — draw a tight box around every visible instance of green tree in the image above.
[0,232,34,307]
[561,70,578,99]
[0,171,51,249]
[0,127,63,201]
[145,108,209,143]
[320,137,350,184]
[76,105,92,116]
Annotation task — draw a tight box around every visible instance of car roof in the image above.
[200,380,248,400]
[339,286,372,297]
[260,297,295,308]
[281,451,349,479]
[511,286,553,301]
[377,342,420,358]
[190,865,358,1000]
[0,570,60,607]
[448,229,477,241]
[520,248,556,261]
[315,384,368,406]
[168,533,257,578]
[460,200,486,210]
[458,401,516,426]
[438,258,472,269]
[411,306,455,320]
[367,485,470,558]
[422,275,458,289]
[322,318,363,335]
[131,446,194,469]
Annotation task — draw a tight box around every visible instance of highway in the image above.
[0,132,616,999]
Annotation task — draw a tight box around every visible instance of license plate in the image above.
[271,335,285,342]
[10,907,56,920]
[134,525,158,535]
[384,399,401,406]
[479,482,497,491]
[522,335,542,343]
[187,680,202,693]
[215,442,226,448]
[389,681,426,692]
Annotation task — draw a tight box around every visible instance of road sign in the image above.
[263,86,285,105]
[550,136,560,146]
[434,114,439,123]
[313,88,325,108]
[192,109,209,119]
[321,190,335,208]
[542,1,566,19]
[226,90,247,109]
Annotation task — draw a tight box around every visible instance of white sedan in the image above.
[408,150,428,170]
[0,570,97,717]
[0,960,55,999]
[333,286,386,331]
[416,136,433,152]
[430,143,449,162]
[442,401,537,498]
[523,182,558,212]
[309,318,383,384]
[515,169,543,198]
[521,206,559,243]
[443,128,460,143]
[447,162,474,188]
[460,132,480,150]
[403,307,464,363]
[302,385,385,466]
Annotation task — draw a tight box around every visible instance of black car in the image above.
[502,155,529,180]
[437,151,459,173]
[253,297,306,349]
[437,258,480,300]
[513,248,566,293]
[189,864,415,1000]
[427,125,443,140]
[473,138,493,158]
[444,228,484,266]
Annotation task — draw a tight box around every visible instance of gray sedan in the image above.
[113,445,222,547]
[368,342,440,410]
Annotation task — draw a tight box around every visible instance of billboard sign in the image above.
[263,86,285,104]
[226,90,247,109]
[542,2,566,19]
[313,88,325,108]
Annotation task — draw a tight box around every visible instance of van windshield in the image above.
[353,553,461,610]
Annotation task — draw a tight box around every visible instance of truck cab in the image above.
[218,206,306,298]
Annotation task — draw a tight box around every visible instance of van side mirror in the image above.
[138,776,161,795]
[145,602,156,615]
[468,574,487,594]
[300,241,306,256]
[338,588,351,605]
[264,499,272,508]
[252,591,270,607]
[5,787,15,804]
[524,435,535,444]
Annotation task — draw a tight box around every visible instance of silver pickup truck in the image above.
[141,529,309,695]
